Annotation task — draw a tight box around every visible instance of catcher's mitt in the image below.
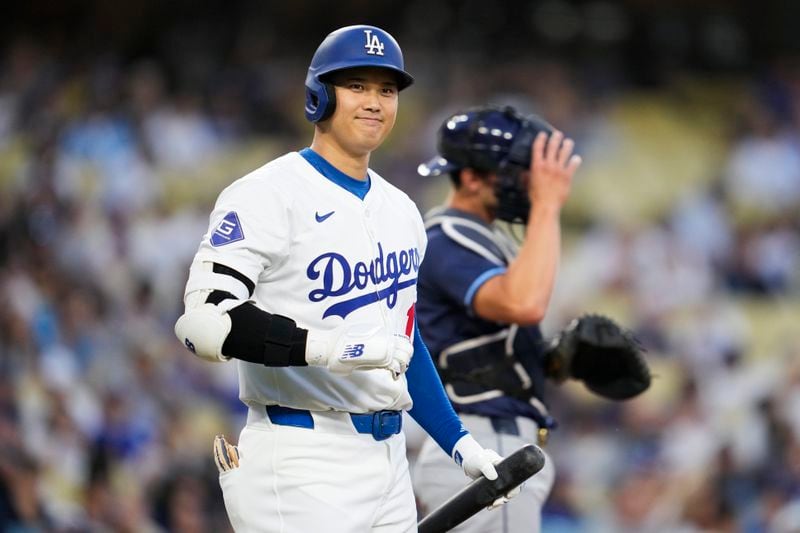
[545,314,650,400]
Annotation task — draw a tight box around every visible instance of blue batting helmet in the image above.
[419,105,555,224]
[305,25,414,123]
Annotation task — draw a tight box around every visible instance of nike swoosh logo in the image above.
[315,210,335,223]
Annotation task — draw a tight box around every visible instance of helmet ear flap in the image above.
[316,82,337,122]
[305,80,337,123]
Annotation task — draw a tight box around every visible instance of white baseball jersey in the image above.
[186,151,426,413]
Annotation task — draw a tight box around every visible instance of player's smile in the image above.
[356,116,383,126]
[354,116,385,137]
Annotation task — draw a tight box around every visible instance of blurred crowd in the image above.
[1,9,800,532]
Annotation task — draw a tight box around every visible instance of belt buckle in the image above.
[371,410,401,441]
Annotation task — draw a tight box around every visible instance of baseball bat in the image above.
[417,444,545,533]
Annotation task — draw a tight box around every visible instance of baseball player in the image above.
[412,105,581,532]
[174,26,516,532]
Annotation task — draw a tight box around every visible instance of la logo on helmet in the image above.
[363,29,385,56]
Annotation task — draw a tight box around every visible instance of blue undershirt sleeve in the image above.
[406,322,469,457]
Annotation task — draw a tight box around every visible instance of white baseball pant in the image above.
[220,407,417,532]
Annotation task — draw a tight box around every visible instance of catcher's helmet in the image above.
[418,105,554,224]
[305,25,414,123]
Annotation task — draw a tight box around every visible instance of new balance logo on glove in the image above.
[341,343,365,359]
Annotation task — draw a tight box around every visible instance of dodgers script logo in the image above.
[307,243,419,319]
[363,29,385,56]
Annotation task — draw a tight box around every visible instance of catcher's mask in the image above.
[418,105,554,224]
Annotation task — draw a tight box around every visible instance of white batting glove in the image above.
[453,434,502,481]
[452,434,522,509]
[305,324,413,379]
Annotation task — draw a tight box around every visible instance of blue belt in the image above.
[265,405,402,442]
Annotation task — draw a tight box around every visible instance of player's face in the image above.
[326,67,399,157]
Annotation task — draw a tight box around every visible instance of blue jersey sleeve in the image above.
[406,322,468,456]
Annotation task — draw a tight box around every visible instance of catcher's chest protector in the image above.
[424,212,548,412]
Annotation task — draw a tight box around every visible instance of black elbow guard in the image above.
[222,303,309,367]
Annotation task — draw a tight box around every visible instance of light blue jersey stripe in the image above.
[464,266,507,309]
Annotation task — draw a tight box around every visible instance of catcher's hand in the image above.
[545,314,650,400]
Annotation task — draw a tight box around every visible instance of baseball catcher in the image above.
[413,105,650,533]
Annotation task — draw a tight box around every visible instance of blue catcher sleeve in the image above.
[407,322,469,456]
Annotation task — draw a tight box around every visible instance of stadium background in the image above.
[1,0,799,531]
